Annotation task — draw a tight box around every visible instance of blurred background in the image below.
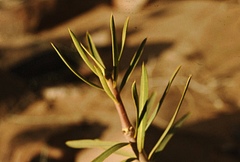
[0,0,240,161]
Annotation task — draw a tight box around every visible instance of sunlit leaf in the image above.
[138,92,156,128]
[68,29,96,74]
[131,81,139,111]
[110,14,119,82]
[131,81,139,137]
[94,66,117,102]
[138,100,148,128]
[147,92,157,110]
[142,92,157,130]
[80,42,105,75]
[86,32,105,68]
[66,139,133,157]
[146,65,182,130]
[120,38,147,91]
[148,75,192,159]
[118,17,129,61]
[137,64,148,152]
[51,43,102,90]
[139,64,148,116]
[92,142,129,162]
[155,113,190,152]
[66,139,118,149]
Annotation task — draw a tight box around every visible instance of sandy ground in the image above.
[0,1,240,161]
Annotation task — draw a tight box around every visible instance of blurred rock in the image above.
[112,0,149,12]
[0,0,110,38]
[0,0,55,37]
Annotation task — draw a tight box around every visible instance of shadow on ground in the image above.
[9,122,107,162]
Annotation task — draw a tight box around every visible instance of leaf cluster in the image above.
[51,15,146,102]
[51,15,192,162]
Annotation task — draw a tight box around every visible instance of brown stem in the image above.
[106,79,149,162]
[139,151,148,162]
[107,79,135,142]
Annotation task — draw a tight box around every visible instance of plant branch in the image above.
[106,79,135,142]
[106,79,149,162]
[53,15,190,162]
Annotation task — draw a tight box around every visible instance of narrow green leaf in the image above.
[138,92,156,129]
[51,43,102,90]
[120,38,147,91]
[131,81,139,137]
[149,92,157,105]
[68,29,97,74]
[66,139,118,149]
[137,64,148,152]
[110,14,119,82]
[94,66,117,102]
[92,142,129,162]
[131,81,139,111]
[155,113,190,152]
[118,17,129,61]
[138,100,148,128]
[139,63,148,115]
[86,32,105,68]
[146,65,182,130]
[148,75,192,159]
[143,92,157,130]
[66,139,133,157]
[80,43,105,75]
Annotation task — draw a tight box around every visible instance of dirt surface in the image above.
[1,1,240,162]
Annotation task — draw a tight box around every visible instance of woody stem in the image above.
[106,79,149,162]
[107,79,135,142]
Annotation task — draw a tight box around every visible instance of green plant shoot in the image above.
[51,15,192,162]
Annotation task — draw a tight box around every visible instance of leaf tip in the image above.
[50,42,54,47]
[65,141,72,147]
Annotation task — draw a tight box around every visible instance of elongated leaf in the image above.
[148,91,157,106]
[146,66,182,130]
[110,14,119,82]
[131,81,139,137]
[148,75,192,159]
[86,32,105,68]
[80,43,105,75]
[66,139,118,149]
[120,38,147,92]
[137,64,148,152]
[94,66,117,102]
[138,100,148,128]
[142,92,157,130]
[139,64,148,116]
[68,29,97,74]
[66,139,133,157]
[155,113,190,152]
[51,43,102,90]
[118,17,129,61]
[92,142,129,162]
[138,92,156,129]
[131,81,139,111]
